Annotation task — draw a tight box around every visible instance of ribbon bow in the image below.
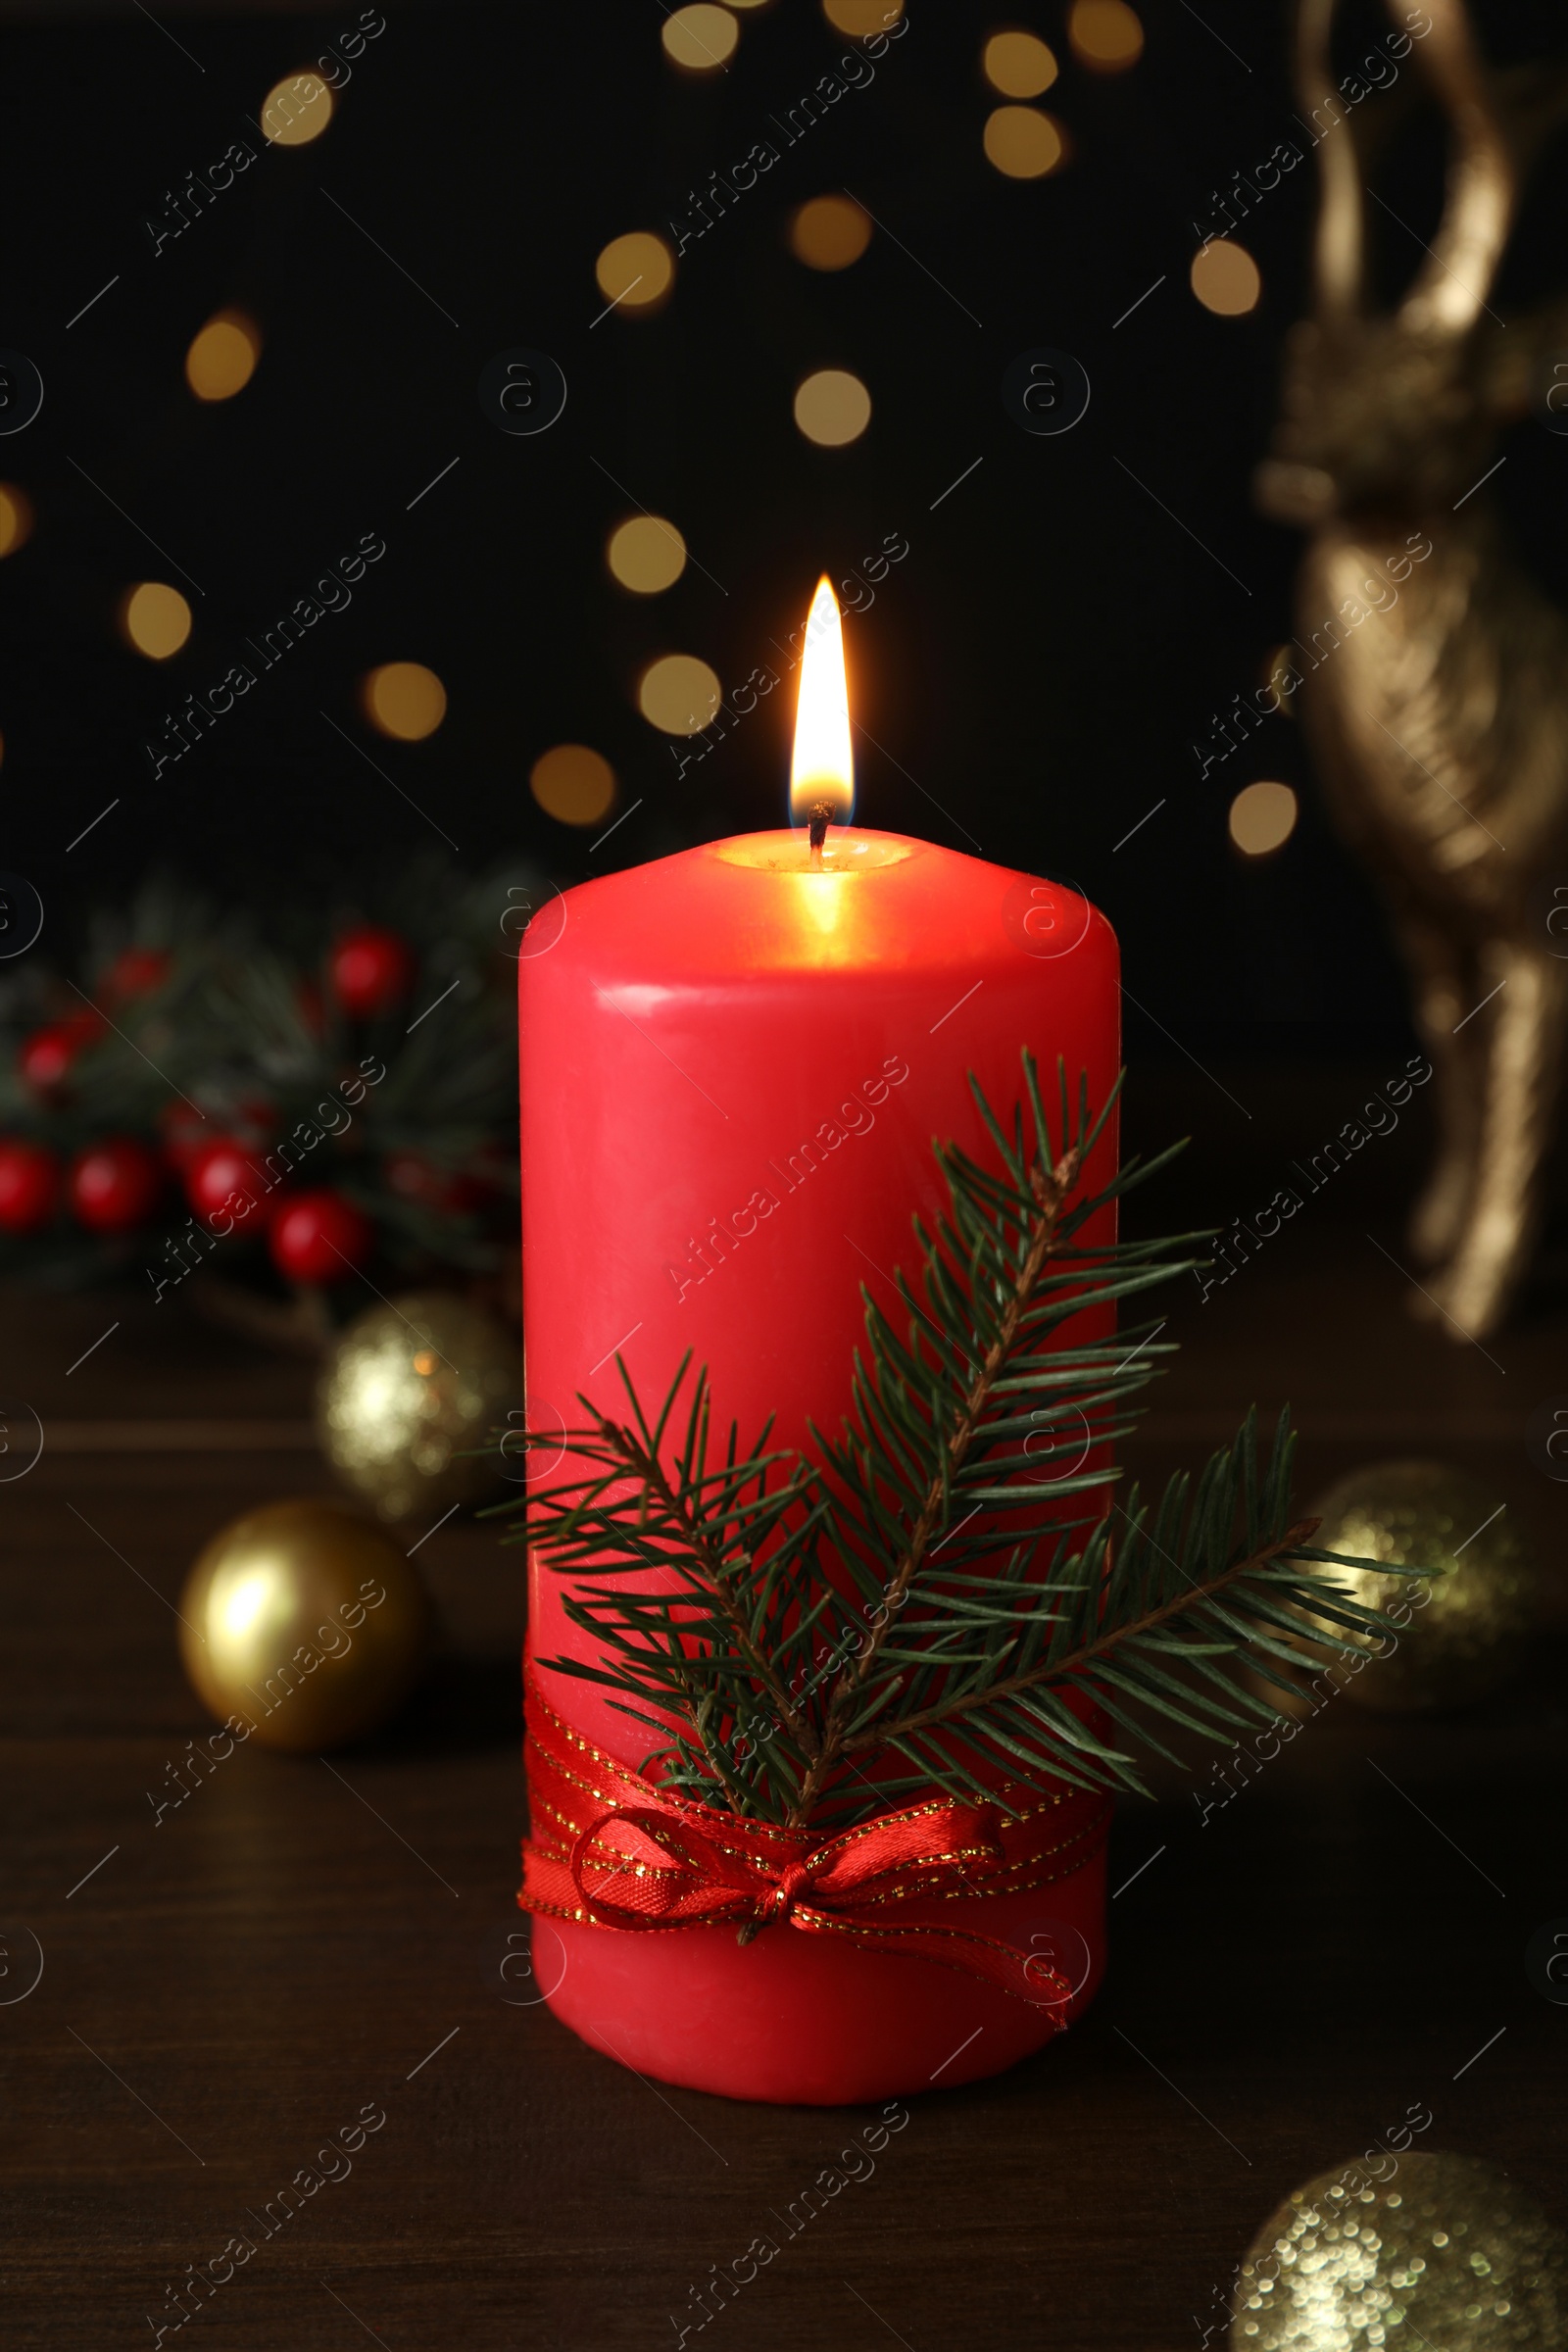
[571,1795,1004,1930]
[519,1670,1110,2010]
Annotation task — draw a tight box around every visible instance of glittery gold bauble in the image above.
[1305,1460,1537,1713]
[178,1498,430,1751]
[316,1291,518,1522]
[1231,2153,1567,2350]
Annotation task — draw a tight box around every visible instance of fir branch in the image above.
[788,1054,1202,1822]
[786,1079,1096,1823]
[844,1517,1321,1754]
[512,1056,1411,1831]
[523,1355,836,1820]
[592,1357,823,1761]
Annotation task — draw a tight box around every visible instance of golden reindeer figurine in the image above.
[1256,0,1568,1340]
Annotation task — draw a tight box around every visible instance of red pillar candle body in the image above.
[518,828,1120,2104]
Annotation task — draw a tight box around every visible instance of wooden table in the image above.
[4,1094,1564,2349]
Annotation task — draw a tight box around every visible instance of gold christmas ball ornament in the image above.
[178,1498,430,1752]
[316,1291,518,1522]
[1231,2152,1568,2350]
[1306,1460,1537,1713]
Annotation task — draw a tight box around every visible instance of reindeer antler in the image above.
[1299,0,1366,317]
[1394,0,1514,333]
[1299,0,1517,333]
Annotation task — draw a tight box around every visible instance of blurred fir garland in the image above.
[0,858,533,1331]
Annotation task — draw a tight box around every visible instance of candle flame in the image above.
[789,575,854,829]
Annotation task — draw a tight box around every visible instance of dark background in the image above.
[3,0,1565,1064]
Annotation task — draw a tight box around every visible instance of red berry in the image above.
[186,1140,268,1228]
[269,1189,372,1285]
[20,1013,103,1094]
[0,1139,60,1233]
[328,926,415,1019]
[68,1137,163,1233]
[104,947,172,1001]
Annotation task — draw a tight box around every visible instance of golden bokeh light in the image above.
[789,195,872,271]
[983,106,1066,179]
[793,368,871,447]
[362,662,447,742]
[983,30,1058,97]
[662,3,739,69]
[530,743,616,826]
[185,312,261,402]
[122,581,192,661]
[1067,0,1144,69]
[595,231,675,316]
[1192,237,1262,316]
[0,483,34,558]
[262,71,333,146]
[822,0,905,30]
[607,514,687,594]
[638,654,722,736]
[1229,780,1298,857]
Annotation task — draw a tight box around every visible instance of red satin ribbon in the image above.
[519,1669,1111,2010]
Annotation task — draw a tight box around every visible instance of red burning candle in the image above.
[517,579,1121,2103]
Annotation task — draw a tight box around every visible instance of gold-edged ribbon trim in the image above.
[519,1669,1110,2008]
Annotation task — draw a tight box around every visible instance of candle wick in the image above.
[808,800,831,863]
